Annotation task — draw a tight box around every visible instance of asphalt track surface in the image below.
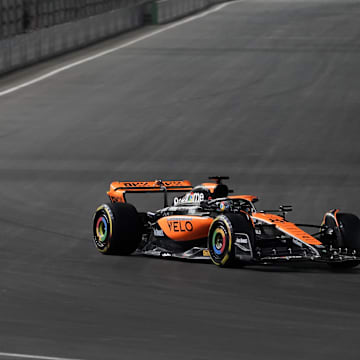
[1,0,360,359]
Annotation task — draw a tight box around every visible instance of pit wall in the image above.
[0,0,228,76]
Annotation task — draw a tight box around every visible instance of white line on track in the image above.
[0,352,84,360]
[0,1,243,98]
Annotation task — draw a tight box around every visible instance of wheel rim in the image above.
[212,228,226,255]
[96,216,108,243]
[93,206,113,252]
[208,216,235,266]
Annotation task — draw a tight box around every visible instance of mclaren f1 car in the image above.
[93,177,360,269]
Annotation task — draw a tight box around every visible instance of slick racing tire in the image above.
[324,212,360,269]
[93,202,142,255]
[208,213,254,267]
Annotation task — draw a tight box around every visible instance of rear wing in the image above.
[107,180,193,205]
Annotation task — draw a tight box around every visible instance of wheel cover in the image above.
[93,205,113,252]
[96,216,108,243]
[212,228,227,255]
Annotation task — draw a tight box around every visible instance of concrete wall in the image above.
[0,0,148,39]
[0,4,144,75]
[0,0,24,38]
[0,0,230,76]
[151,0,229,25]
[152,0,207,24]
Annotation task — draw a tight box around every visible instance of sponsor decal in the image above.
[174,192,204,205]
[163,181,184,186]
[123,182,150,187]
[167,220,194,232]
[168,206,199,212]
[122,181,185,188]
[203,249,210,257]
[269,217,286,224]
[219,202,226,211]
[235,233,250,244]
[219,201,230,212]
[161,252,172,257]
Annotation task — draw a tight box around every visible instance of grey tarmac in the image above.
[0,1,360,359]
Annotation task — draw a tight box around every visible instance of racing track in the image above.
[1,0,360,359]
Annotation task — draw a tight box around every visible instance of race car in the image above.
[93,176,360,269]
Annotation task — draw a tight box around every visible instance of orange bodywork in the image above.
[107,180,193,203]
[252,213,322,245]
[158,216,213,241]
[108,189,126,203]
[229,195,259,203]
[200,183,218,193]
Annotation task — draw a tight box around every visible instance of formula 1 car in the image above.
[93,177,360,269]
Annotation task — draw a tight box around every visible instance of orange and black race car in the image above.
[93,177,360,269]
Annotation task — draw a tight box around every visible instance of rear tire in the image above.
[208,213,254,267]
[93,202,142,255]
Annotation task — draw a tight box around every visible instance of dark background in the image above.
[0,0,360,359]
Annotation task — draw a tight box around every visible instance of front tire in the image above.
[208,213,255,267]
[93,202,142,255]
[323,212,360,269]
